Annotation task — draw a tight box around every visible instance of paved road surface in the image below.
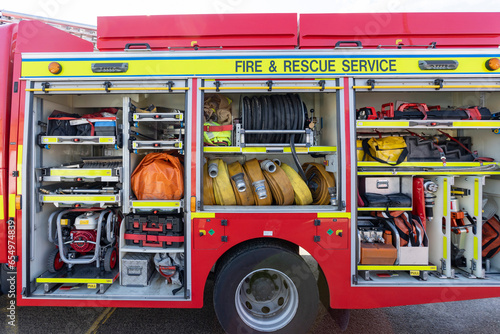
[1,262,499,334]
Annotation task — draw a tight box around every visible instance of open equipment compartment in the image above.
[22,79,190,300]
[200,79,345,213]
[354,77,500,285]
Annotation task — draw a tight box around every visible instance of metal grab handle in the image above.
[124,43,151,51]
[335,40,362,48]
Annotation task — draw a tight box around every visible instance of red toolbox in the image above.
[126,214,183,234]
[124,230,184,248]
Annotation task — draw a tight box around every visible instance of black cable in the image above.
[290,134,308,182]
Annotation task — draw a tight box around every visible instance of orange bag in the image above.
[131,153,184,200]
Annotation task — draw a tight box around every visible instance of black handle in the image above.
[124,43,151,50]
[335,41,362,48]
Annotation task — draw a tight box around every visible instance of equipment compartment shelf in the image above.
[357,120,500,129]
[132,112,184,122]
[358,162,499,168]
[120,246,184,253]
[40,136,116,145]
[358,207,412,212]
[203,146,337,154]
[130,140,183,150]
[40,193,121,207]
[130,200,183,213]
[42,167,121,182]
[357,265,437,271]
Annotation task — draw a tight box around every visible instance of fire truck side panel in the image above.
[0,23,16,264]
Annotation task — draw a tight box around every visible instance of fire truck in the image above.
[2,11,500,333]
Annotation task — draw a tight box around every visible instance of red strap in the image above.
[204,124,233,132]
[48,117,78,120]
[124,233,184,243]
[398,103,428,120]
[463,107,481,120]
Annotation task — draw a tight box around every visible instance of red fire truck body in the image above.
[2,12,500,333]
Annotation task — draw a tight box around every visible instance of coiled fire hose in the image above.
[302,162,336,205]
[227,161,255,206]
[209,159,237,206]
[243,158,273,205]
[262,160,294,205]
[203,163,216,205]
[281,163,313,205]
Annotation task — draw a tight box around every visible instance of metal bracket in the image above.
[318,80,326,91]
[214,80,221,92]
[41,82,50,93]
[266,80,273,92]
[434,78,444,90]
[358,271,371,281]
[221,236,228,242]
[103,81,112,93]
[221,219,228,226]
[314,235,321,242]
[12,171,19,177]
[167,81,174,93]
[367,79,375,91]
[314,219,321,226]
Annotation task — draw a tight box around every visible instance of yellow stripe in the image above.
[242,147,266,153]
[50,169,112,177]
[204,147,241,153]
[354,85,500,89]
[357,171,500,176]
[308,146,337,152]
[85,307,117,334]
[26,87,189,92]
[443,178,448,216]
[357,265,437,271]
[317,212,351,218]
[474,236,478,260]
[17,145,22,194]
[191,212,215,219]
[42,137,58,143]
[36,277,114,284]
[356,120,408,127]
[131,201,181,207]
[283,147,308,153]
[99,137,115,143]
[474,178,479,216]
[42,195,117,202]
[9,194,15,218]
[358,207,412,211]
[0,195,4,220]
[443,236,448,259]
[200,86,343,90]
[357,162,498,167]
[453,121,500,127]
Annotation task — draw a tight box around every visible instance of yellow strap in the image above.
[203,163,216,205]
[209,159,237,206]
[281,163,313,205]
[302,162,335,205]
[227,161,255,206]
[263,165,294,205]
[243,158,273,206]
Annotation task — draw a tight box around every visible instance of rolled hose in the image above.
[243,158,273,205]
[209,159,237,206]
[227,161,255,206]
[263,164,295,205]
[281,163,313,205]
[302,162,336,205]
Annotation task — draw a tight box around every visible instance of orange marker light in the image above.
[48,62,62,74]
[485,58,500,71]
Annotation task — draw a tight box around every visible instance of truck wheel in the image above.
[48,248,65,273]
[214,245,319,333]
[104,247,117,272]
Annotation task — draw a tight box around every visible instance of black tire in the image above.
[104,247,118,272]
[47,248,65,273]
[214,245,319,334]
